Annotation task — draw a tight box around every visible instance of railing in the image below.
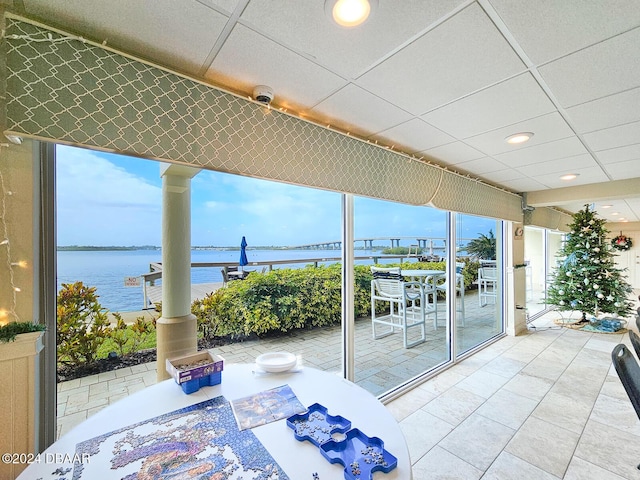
[140,254,432,309]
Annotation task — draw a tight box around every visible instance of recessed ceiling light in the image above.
[560,173,579,181]
[326,0,376,27]
[611,212,620,216]
[601,204,613,209]
[618,218,626,221]
[505,132,534,144]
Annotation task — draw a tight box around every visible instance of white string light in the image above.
[0,165,24,325]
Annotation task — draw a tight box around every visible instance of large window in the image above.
[524,227,564,319]
[353,198,449,395]
[455,214,503,356]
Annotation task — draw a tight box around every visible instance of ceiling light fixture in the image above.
[601,204,613,209]
[326,0,376,27]
[505,132,534,145]
[560,173,579,181]
[611,212,620,216]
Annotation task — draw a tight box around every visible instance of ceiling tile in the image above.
[464,112,573,156]
[454,157,508,175]
[494,136,588,168]
[483,169,525,183]
[488,0,640,64]
[206,24,347,111]
[24,0,229,74]
[238,0,465,79]
[566,87,640,134]
[583,121,640,152]
[421,73,555,138]
[357,3,525,115]
[515,154,598,177]
[422,141,485,165]
[538,28,640,108]
[374,119,454,154]
[531,166,610,189]
[604,159,640,181]
[499,177,548,192]
[311,84,414,138]
[595,144,640,165]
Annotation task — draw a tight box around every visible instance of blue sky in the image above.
[56,145,494,247]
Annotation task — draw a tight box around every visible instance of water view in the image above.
[56,247,409,312]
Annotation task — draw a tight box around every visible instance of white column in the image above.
[156,163,201,381]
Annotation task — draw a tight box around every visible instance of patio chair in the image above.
[611,343,640,470]
[370,266,431,348]
[478,266,498,307]
[435,262,465,326]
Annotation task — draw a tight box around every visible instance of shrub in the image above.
[57,281,111,366]
[98,315,156,358]
[193,264,373,341]
[0,321,45,343]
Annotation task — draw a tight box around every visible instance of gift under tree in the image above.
[546,204,634,323]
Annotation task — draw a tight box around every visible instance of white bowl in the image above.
[255,351,297,373]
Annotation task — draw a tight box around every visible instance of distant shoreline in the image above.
[56,245,386,252]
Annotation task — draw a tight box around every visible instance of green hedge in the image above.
[193,264,372,341]
[193,260,481,342]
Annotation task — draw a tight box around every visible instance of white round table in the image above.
[19,364,412,479]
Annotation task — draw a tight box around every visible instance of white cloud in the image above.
[56,146,162,245]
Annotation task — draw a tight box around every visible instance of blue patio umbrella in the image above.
[239,236,248,273]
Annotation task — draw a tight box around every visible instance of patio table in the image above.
[18,364,412,479]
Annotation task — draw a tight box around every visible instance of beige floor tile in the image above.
[532,390,593,434]
[482,451,560,480]
[411,446,483,480]
[505,416,580,477]
[421,386,486,426]
[564,457,627,480]
[455,369,510,399]
[480,355,527,378]
[399,409,454,464]
[502,372,554,402]
[439,413,515,470]
[385,387,437,422]
[574,420,640,479]
[588,393,640,437]
[475,388,538,430]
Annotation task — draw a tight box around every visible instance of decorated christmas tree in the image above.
[546,204,634,322]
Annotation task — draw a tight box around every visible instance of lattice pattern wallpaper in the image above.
[3,16,523,221]
[525,208,572,232]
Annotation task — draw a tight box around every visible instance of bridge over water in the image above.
[288,237,446,250]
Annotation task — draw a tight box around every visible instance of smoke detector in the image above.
[253,85,274,105]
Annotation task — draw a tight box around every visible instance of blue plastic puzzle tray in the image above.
[286,403,352,446]
[320,428,397,480]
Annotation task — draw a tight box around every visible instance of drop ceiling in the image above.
[6,0,640,222]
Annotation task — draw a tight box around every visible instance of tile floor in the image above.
[56,309,640,478]
[386,311,640,479]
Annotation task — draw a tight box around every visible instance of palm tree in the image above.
[466,230,496,260]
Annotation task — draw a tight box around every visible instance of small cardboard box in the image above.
[166,351,224,385]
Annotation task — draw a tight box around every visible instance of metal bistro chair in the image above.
[370,267,428,348]
[435,262,465,326]
[477,266,498,307]
[611,343,640,470]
